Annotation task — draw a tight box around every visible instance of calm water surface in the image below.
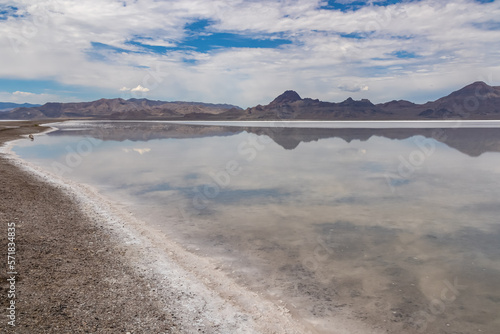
[13,121,500,333]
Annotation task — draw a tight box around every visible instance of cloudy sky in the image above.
[0,0,499,107]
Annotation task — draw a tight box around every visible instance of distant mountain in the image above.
[184,91,391,121]
[204,81,500,120]
[1,82,499,120]
[0,98,241,120]
[269,90,302,106]
[0,102,41,112]
[415,81,500,118]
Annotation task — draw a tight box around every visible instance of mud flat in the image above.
[0,121,383,333]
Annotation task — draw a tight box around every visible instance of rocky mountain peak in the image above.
[446,81,500,99]
[339,97,374,106]
[269,90,302,105]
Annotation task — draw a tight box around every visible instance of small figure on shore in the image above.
[28,134,34,141]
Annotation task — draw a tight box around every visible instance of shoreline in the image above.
[39,118,500,129]
[0,121,318,333]
[1,121,179,333]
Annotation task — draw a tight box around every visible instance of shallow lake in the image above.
[12,121,500,333]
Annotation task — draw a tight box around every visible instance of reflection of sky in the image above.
[13,128,500,237]
[15,133,500,219]
[13,123,500,331]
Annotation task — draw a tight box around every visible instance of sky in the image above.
[0,0,499,108]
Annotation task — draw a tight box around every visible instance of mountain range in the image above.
[1,81,499,120]
[195,81,500,120]
[0,102,41,112]
[0,99,240,120]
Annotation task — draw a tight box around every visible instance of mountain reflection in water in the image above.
[48,121,500,157]
[13,121,500,334]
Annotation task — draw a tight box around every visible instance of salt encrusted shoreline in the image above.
[1,122,314,334]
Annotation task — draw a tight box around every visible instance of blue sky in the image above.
[0,0,499,107]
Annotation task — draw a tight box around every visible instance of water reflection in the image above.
[48,120,500,156]
[13,121,500,333]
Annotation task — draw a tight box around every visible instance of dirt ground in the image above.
[0,121,180,333]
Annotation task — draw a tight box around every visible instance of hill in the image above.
[0,102,41,112]
[0,98,241,120]
[213,81,500,120]
[1,82,499,120]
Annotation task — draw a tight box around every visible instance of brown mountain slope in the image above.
[210,81,500,120]
[0,98,241,120]
[1,81,499,120]
[230,91,390,120]
[415,81,500,118]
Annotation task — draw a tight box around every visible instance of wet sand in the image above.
[0,121,333,333]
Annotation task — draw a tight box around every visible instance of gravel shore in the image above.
[1,122,182,333]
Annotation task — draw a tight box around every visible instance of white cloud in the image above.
[338,84,369,93]
[130,85,150,93]
[0,0,499,106]
[12,91,35,97]
[0,91,74,104]
[133,38,177,48]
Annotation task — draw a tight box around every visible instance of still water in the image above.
[13,121,500,333]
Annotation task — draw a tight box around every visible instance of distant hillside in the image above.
[415,81,500,119]
[1,82,499,120]
[0,98,241,120]
[0,102,41,112]
[197,81,500,120]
